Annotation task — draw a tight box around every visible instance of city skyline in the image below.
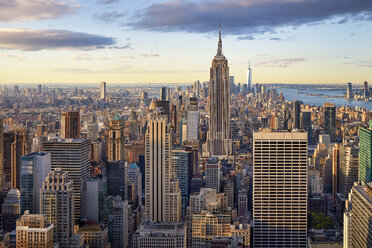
[0,0,371,85]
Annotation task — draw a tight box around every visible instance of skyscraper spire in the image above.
[217,20,223,56]
[249,59,251,69]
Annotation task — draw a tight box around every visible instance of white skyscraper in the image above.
[99,82,106,101]
[253,131,308,248]
[145,110,181,222]
[247,60,252,92]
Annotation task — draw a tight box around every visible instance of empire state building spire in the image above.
[217,20,223,56]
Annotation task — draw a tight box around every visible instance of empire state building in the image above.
[206,23,232,156]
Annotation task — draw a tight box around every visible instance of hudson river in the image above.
[276,88,372,110]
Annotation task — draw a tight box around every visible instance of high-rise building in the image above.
[2,188,20,232]
[292,100,301,129]
[107,114,125,161]
[100,81,106,101]
[339,144,359,197]
[0,119,3,189]
[206,157,220,191]
[359,124,372,185]
[347,82,353,99]
[253,131,307,248]
[128,162,142,205]
[187,97,199,141]
[300,109,312,144]
[160,86,167,101]
[3,131,15,187]
[206,23,232,156]
[87,123,98,142]
[105,160,128,201]
[323,102,336,138]
[111,196,129,248]
[332,143,340,206]
[11,128,31,189]
[348,183,372,247]
[247,60,252,92]
[82,177,112,224]
[42,138,90,221]
[364,81,369,99]
[61,111,80,139]
[145,111,181,222]
[133,223,185,248]
[40,169,74,248]
[20,152,51,214]
[172,149,190,211]
[16,210,54,248]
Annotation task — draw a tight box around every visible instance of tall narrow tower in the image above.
[145,110,181,222]
[206,22,232,156]
[247,60,252,92]
[100,82,106,101]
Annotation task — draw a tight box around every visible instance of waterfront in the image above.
[275,87,372,110]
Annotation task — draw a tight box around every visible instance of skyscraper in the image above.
[206,157,220,191]
[253,131,308,248]
[348,183,372,247]
[2,188,20,232]
[364,81,369,99]
[0,119,3,189]
[20,152,51,214]
[105,160,128,201]
[247,60,252,92]
[359,124,372,185]
[206,22,232,156]
[40,169,74,248]
[187,97,199,141]
[292,100,301,129]
[323,102,336,138]
[111,196,129,248]
[42,138,90,221]
[11,127,31,189]
[107,114,125,161]
[100,81,106,101]
[339,143,359,196]
[347,82,353,99]
[60,111,80,139]
[128,162,142,205]
[160,86,167,101]
[172,149,190,211]
[145,111,181,222]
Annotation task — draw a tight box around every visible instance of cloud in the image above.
[0,54,26,61]
[0,0,77,22]
[94,11,126,23]
[256,58,305,68]
[347,60,372,68]
[97,0,119,4]
[109,44,132,49]
[129,0,372,35]
[0,28,116,51]
[70,53,92,61]
[140,54,160,57]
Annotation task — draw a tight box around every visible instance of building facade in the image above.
[253,131,308,248]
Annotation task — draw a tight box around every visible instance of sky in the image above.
[0,0,372,85]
